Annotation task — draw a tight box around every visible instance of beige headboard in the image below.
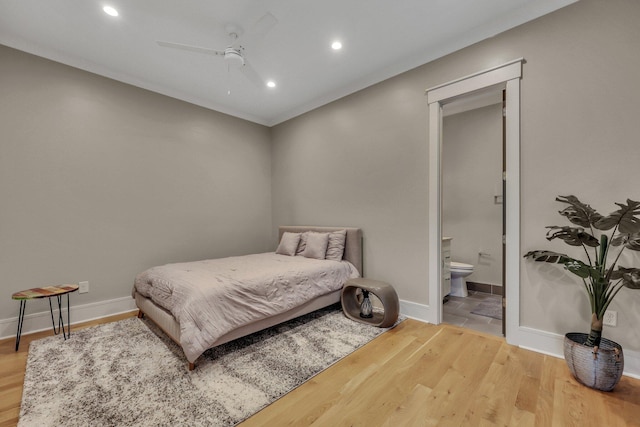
[278,226,363,276]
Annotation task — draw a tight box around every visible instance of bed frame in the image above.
[134,226,362,370]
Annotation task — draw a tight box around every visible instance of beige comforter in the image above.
[133,252,358,363]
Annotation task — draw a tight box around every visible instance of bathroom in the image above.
[441,92,504,336]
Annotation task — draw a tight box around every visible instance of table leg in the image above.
[55,294,67,340]
[15,300,26,351]
[49,298,59,335]
[66,292,72,338]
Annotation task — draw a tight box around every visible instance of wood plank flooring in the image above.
[1,314,639,426]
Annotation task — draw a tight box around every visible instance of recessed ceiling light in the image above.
[266,81,276,88]
[103,6,119,17]
[331,41,342,50]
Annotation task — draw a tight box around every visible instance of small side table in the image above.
[341,278,399,328]
[12,284,79,351]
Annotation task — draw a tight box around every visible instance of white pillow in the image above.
[325,229,347,261]
[276,232,301,256]
[301,232,330,260]
[295,232,308,255]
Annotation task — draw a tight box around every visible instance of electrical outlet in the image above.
[79,281,89,294]
[603,310,617,327]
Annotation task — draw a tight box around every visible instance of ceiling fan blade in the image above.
[156,40,224,56]
[250,12,278,36]
[235,12,277,44]
[239,60,265,88]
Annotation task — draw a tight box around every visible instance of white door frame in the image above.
[426,59,523,345]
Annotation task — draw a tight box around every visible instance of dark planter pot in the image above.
[563,332,624,392]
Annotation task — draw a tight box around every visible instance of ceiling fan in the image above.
[156,12,277,89]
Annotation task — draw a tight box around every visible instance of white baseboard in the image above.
[399,299,432,323]
[398,299,639,379]
[0,296,137,341]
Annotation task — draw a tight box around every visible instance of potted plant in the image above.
[524,195,640,391]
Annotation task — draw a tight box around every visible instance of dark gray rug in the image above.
[470,298,503,320]
[19,304,401,426]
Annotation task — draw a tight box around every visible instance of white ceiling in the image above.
[0,0,576,126]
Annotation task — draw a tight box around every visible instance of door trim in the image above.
[425,59,522,346]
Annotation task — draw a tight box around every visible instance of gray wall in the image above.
[272,0,640,351]
[271,77,429,303]
[443,104,503,287]
[0,45,272,319]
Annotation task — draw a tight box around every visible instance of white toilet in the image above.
[450,261,474,297]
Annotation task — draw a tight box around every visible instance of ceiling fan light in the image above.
[103,6,119,17]
[224,48,245,67]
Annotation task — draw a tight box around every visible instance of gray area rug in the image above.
[471,298,503,320]
[20,304,400,426]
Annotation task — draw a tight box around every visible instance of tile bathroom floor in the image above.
[443,291,503,337]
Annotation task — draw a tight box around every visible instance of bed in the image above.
[132,226,363,370]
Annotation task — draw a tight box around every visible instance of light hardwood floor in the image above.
[1,313,639,426]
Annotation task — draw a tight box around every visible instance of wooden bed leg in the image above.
[137,310,144,319]
[188,362,195,371]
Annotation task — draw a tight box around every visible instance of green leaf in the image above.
[564,259,594,279]
[610,232,640,251]
[594,199,640,233]
[523,250,572,263]
[616,267,640,289]
[556,195,603,228]
[545,226,600,247]
[523,250,593,279]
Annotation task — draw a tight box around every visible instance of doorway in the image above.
[426,59,522,346]
[441,89,504,336]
